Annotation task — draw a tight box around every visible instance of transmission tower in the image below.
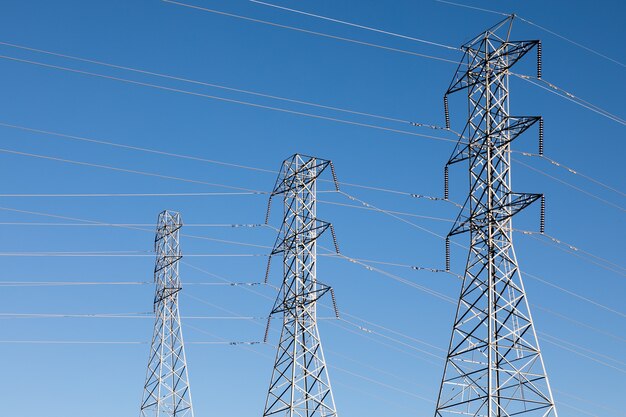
[140,210,194,417]
[262,154,340,417]
[435,16,557,417]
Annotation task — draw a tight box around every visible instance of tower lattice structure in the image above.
[140,210,194,417]
[435,16,557,417]
[262,154,339,417]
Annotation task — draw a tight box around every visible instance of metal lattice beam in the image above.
[436,16,557,417]
[140,210,194,417]
[263,154,339,417]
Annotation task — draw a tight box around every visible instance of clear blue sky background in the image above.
[0,1,624,416]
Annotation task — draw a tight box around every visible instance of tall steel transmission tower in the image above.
[140,210,194,417]
[435,16,557,417]
[262,154,340,417]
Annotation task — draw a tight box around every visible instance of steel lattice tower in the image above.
[435,16,557,417]
[140,210,194,417]
[262,154,339,417]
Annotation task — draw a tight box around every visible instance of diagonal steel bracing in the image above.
[140,210,194,417]
[436,16,557,417]
[263,154,339,417]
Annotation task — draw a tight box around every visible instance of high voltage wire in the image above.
[0,252,266,257]
[0,313,268,320]
[0,121,456,202]
[4,255,615,414]
[513,73,626,126]
[0,40,448,128]
[1,2,620,410]
[0,340,260,345]
[247,0,461,51]
[435,0,626,68]
[9,258,620,408]
[538,154,626,198]
[519,231,626,278]
[514,157,626,212]
[1,50,621,202]
[0,54,457,144]
[0,147,266,193]
[0,177,621,297]
[160,0,460,64]
[159,0,626,129]
[535,305,626,344]
[0,46,620,400]
[0,192,259,197]
[327,192,626,319]
[0,42,621,200]
[0,222,270,227]
[1,189,621,318]
[2,134,622,229]
[0,281,266,287]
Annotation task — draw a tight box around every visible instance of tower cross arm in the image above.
[446,39,540,95]
[270,219,332,255]
[270,154,332,196]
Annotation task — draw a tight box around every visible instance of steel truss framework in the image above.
[140,210,194,417]
[263,154,339,417]
[435,16,558,417]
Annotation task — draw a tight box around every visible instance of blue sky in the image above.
[0,0,624,416]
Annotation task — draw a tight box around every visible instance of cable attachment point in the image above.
[537,41,543,79]
[444,95,451,129]
[539,117,544,156]
[445,237,451,272]
[330,288,340,319]
[540,195,546,234]
[444,165,450,200]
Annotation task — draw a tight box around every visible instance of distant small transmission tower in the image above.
[436,16,557,417]
[262,154,340,417]
[140,210,194,417]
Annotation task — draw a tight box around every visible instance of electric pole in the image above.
[140,210,194,417]
[262,154,340,417]
[436,16,557,417]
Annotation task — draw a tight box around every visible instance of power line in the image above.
[0,207,275,251]
[435,0,626,68]
[538,154,625,198]
[518,230,626,277]
[0,53,458,144]
[0,121,458,201]
[0,40,451,129]
[248,0,460,51]
[0,252,267,257]
[534,305,626,344]
[0,192,259,197]
[514,157,626,212]
[0,340,261,345]
[0,147,266,193]
[0,313,267,320]
[524,270,626,319]
[162,1,626,130]
[2,198,621,322]
[3,118,621,209]
[517,17,626,69]
[0,281,266,287]
[513,73,626,126]
[160,0,460,64]
[330,191,626,319]
[0,222,270,228]
[2,147,620,368]
[434,0,510,16]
